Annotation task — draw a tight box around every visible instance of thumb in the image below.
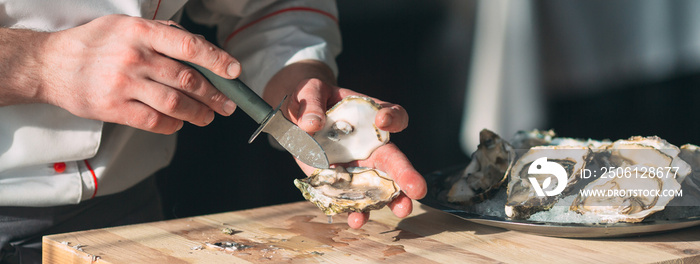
[290,78,330,133]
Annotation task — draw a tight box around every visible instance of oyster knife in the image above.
[178,60,330,169]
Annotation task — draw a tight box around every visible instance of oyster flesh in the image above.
[294,167,400,215]
[313,96,390,164]
[505,145,591,219]
[446,129,515,204]
[570,136,692,223]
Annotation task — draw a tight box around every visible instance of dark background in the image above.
[157,1,700,219]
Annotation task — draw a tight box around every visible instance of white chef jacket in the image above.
[0,0,341,206]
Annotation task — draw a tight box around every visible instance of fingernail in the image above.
[223,100,237,115]
[227,62,241,78]
[176,121,184,131]
[301,114,322,127]
[205,111,215,124]
[380,114,393,128]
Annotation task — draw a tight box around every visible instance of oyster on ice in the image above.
[294,167,400,215]
[570,136,692,223]
[505,145,591,219]
[446,129,515,204]
[295,96,398,215]
[313,96,390,164]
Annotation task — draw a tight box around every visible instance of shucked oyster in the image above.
[505,145,591,219]
[314,96,390,164]
[296,96,397,215]
[446,129,515,204]
[294,167,400,215]
[570,136,691,223]
[569,167,679,223]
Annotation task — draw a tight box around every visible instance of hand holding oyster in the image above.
[293,95,426,228]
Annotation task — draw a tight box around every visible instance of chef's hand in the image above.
[11,14,239,134]
[264,60,427,229]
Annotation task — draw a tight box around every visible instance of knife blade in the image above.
[178,60,330,169]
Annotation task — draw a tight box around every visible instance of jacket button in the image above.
[53,162,66,173]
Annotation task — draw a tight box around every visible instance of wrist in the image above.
[0,27,52,106]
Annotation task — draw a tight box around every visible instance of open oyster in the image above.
[313,96,390,164]
[294,167,400,215]
[505,145,591,219]
[296,96,398,215]
[569,136,692,223]
[446,129,515,204]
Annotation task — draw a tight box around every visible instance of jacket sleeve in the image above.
[185,0,342,96]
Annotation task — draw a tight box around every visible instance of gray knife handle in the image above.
[179,60,271,124]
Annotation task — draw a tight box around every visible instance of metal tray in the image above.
[419,164,700,238]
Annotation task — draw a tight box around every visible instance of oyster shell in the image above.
[314,96,390,164]
[296,96,398,216]
[511,129,613,150]
[569,136,692,223]
[604,137,688,173]
[674,144,700,207]
[294,167,400,215]
[510,129,555,150]
[505,145,591,219]
[551,137,612,152]
[446,129,515,204]
[680,144,700,168]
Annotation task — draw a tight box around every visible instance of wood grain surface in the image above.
[43,200,700,263]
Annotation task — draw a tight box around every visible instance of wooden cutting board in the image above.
[43,200,700,263]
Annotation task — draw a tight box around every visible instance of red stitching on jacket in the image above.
[84,160,99,199]
[152,0,162,20]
